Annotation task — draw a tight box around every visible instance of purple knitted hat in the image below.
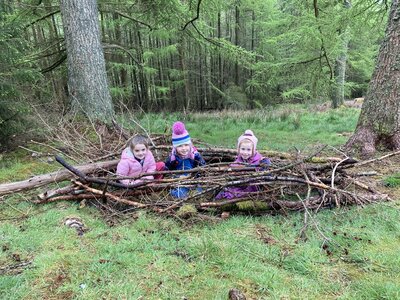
[237,130,258,153]
[172,121,191,147]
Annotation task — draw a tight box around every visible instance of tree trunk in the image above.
[178,33,190,111]
[217,11,223,109]
[346,0,400,156]
[234,3,240,86]
[249,9,255,106]
[332,0,351,109]
[60,0,114,122]
[136,29,148,110]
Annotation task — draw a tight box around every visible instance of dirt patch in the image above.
[254,224,278,245]
[37,267,72,299]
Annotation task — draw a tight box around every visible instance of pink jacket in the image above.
[116,147,156,185]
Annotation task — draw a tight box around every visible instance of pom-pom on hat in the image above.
[237,129,258,153]
[172,121,191,147]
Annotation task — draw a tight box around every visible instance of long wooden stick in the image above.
[342,150,400,169]
[32,193,97,203]
[0,159,119,196]
[73,180,147,208]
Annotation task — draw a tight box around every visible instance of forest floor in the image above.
[1,106,400,299]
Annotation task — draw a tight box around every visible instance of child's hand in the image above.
[170,149,177,161]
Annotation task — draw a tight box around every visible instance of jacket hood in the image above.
[236,151,263,164]
[121,147,136,160]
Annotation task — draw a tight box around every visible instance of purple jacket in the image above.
[116,147,156,184]
[231,152,271,167]
[216,152,271,200]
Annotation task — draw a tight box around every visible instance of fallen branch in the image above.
[73,180,148,208]
[0,159,119,196]
[0,260,33,275]
[38,184,78,200]
[32,193,96,204]
[342,149,400,169]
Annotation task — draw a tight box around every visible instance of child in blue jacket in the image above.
[165,121,206,198]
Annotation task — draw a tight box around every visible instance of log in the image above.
[38,184,77,200]
[0,159,119,196]
[154,145,359,163]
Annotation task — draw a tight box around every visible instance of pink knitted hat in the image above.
[172,121,191,147]
[237,130,258,153]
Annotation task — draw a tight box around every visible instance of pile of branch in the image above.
[29,149,394,216]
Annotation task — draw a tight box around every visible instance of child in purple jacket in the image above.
[117,135,164,185]
[216,130,271,199]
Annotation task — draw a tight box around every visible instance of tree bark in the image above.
[217,11,223,109]
[332,0,351,109]
[234,3,240,86]
[60,0,114,122]
[179,33,190,111]
[346,0,400,156]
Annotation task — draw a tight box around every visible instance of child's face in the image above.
[239,141,253,160]
[176,143,191,157]
[132,143,148,160]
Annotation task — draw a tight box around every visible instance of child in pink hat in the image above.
[216,130,271,199]
[165,121,206,198]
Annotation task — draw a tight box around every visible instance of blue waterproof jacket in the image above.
[165,151,206,171]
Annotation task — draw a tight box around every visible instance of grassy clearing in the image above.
[128,104,359,151]
[1,106,400,299]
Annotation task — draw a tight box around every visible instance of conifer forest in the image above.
[1,1,392,135]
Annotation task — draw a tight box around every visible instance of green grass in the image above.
[0,149,59,183]
[1,106,400,299]
[128,104,359,151]
[383,173,400,188]
[1,198,399,299]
